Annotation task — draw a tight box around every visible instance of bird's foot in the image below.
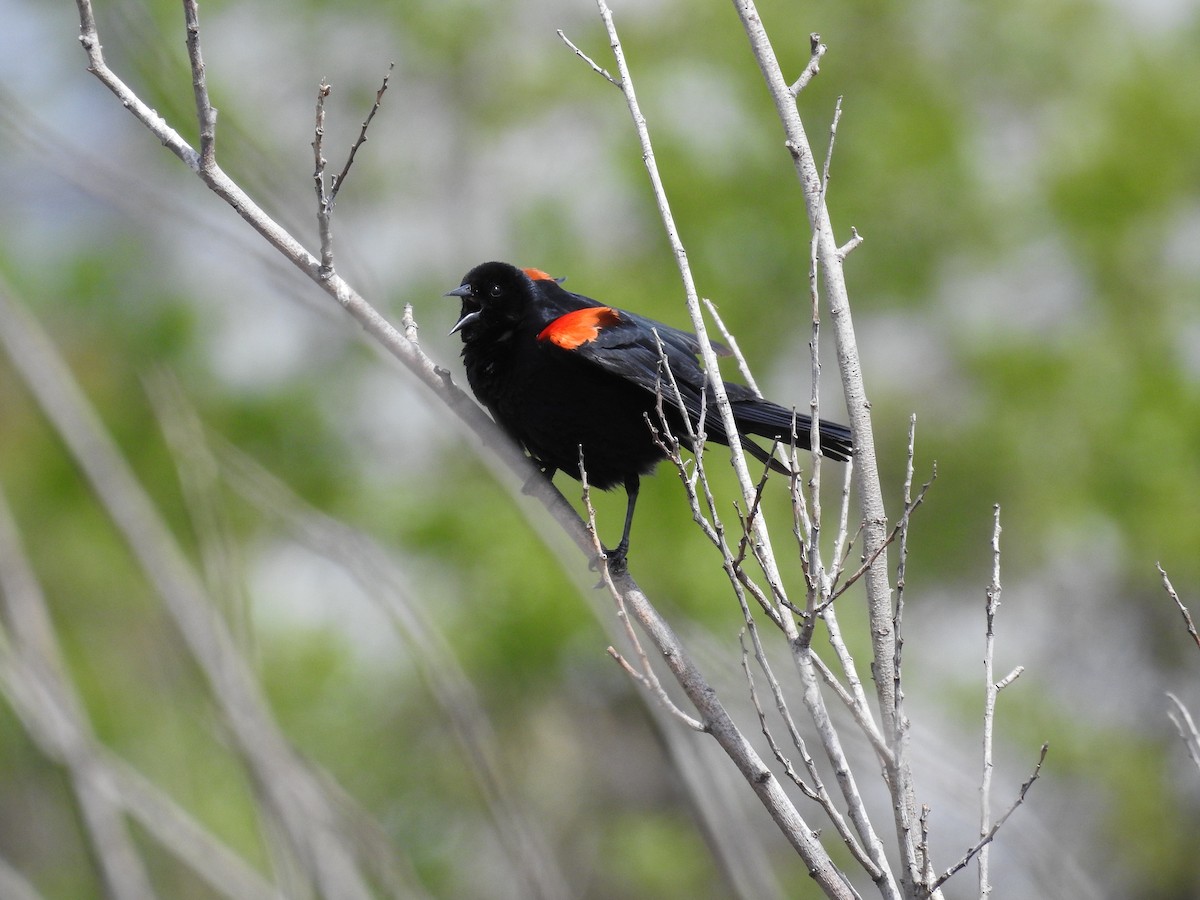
[589,542,629,581]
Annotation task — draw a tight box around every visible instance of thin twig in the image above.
[891,416,918,778]
[182,0,217,167]
[831,461,854,586]
[329,64,394,204]
[732,457,774,573]
[789,33,827,95]
[587,0,794,612]
[838,226,864,259]
[979,504,1003,896]
[739,635,820,802]
[580,449,706,731]
[917,805,932,885]
[738,633,883,882]
[930,743,1049,894]
[556,29,620,87]
[825,467,934,607]
[702,297,761,395]
[313,65,393,277]
[313,80,333,273]
[1159,563,1200,651]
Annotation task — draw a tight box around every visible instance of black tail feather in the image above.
[729,396,854,463]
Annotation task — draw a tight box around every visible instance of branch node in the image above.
[837,227,864,259]
[789,33,827,96]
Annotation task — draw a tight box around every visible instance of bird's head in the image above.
[444,261,543,339]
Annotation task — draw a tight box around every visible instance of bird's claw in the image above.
[589,545,628,583]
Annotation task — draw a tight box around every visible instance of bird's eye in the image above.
[488,284,503,298]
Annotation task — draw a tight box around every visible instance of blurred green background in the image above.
[2,0,1199,897]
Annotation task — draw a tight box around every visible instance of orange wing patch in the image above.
[537,307,621,350]
[523,267,556,282]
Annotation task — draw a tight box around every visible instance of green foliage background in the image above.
[2,0,1199,897]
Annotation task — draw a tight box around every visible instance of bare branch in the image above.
[313,80,333,273]
[825,465,934,608]
[893,416,918,685]
[702,297,761,396]
[978,505,1003,895]
[728,14,908,875]
[313,65,393,277]
[73,0,608,584]
[838,226,864,259]
[580,448,706,731]
[931,743,1049,894]
[809,653,893,766]
[738,633,884,882]
[1159,563,1200,652]
[0,488,157,900]
[182,0,217,167]
[597,0,795,613]
[331,64,394,202]
[557,29,621,87]
[790,33,827,95]
[995,666,1025,691]
[830,461,854,584]
[0,264,376,900]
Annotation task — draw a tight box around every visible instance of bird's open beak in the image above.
[449,308,482,335]
[445,283,481,335]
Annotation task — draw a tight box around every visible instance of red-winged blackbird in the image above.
[445,261,852,570]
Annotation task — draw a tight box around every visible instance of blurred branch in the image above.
[208,431,569,900]
[0,859,41,900]
[0,476,284,900]
[0,486,157,900]
[1166,693,1200,773]
[144,369,254,654]
[0,276,379,899]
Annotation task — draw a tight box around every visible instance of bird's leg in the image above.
[604,473,640,574]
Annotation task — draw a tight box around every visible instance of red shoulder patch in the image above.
[523,267,556,282]
[537,307,621,350]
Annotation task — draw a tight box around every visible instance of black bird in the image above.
[446,261,852,569]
